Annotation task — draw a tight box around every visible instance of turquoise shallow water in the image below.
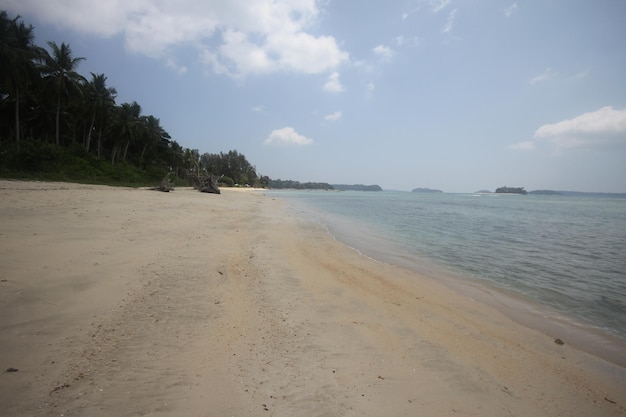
[266,190,626,341]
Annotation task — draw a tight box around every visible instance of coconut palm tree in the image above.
[85,72,116,154]
[39,41,85,145]
[0,13,44,146]
[111,101,142,164]
[168,140,185,176]
[139,115,170,165]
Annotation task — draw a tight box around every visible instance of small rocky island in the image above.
[495,186,527,195]
[412,187,443,193]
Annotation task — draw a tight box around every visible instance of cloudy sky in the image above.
[4,0,626,192]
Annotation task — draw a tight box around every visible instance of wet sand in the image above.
[0,180,624,416]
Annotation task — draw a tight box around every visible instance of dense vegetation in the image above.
[268,179,334,190]
[0,11,265,187]
[495,186,527,194]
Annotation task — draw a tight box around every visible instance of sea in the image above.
[264,190,626,363]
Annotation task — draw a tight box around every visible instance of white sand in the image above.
[0,180,624,416]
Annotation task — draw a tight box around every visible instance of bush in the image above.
[0,141,171,186]
[219,176,234,187]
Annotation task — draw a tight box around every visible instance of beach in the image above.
[0,181,624,417]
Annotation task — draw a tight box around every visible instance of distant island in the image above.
[268,179,333,190]
[266,180,383,191]
[333,184,383,191]
[476,188,626,198]
[528,190,562,195]
[495,186,527,195]
[412,188,443,193]
[530,190,626,198]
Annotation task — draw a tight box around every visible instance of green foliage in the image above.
[268,179,334,190]
[0,12,263,188]
[219,176,234,187]
[0,141,168,186]
[199,149,258,186]
[495,186,527,195]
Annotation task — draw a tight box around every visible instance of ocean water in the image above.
[265,190,626,344]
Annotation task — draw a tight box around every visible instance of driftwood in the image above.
[198,177,220,194]
[190,173,221,194]
[151,173,174,192]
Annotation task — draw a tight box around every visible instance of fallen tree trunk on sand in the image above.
[199,180,220,194]
[190,173,220,194]
[151,173,174,192]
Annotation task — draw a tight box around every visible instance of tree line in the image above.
[495,186,527,195]
[268,179,334,190]
[0,11,264,187]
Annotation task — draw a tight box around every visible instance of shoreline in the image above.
[1,181,625,416]
[267,189,626,368]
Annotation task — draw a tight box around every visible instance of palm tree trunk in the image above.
[96,127,103,158]
[86,112,95,151]
[122,140,129,162]
[140,143,148,163]
[14,87,20,149]
[55,95,61,146]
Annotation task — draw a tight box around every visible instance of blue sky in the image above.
[4,0,626,192]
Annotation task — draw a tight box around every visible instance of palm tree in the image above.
[40,41,85,145]
[168,140,185,176]
[85,72,116,154]
[0,13,44,146]
[111,101,142,164]
[139,115,170,165]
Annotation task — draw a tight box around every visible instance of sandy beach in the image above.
[0,180,624,417]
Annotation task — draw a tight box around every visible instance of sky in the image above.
[3,0,626,192]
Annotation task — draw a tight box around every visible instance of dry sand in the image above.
[0,180,624,417]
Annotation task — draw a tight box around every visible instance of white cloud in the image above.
[266,31,348,74]
[442,8,457,33]
[324,72,344,93]
[431,0,451,13]
[352,59,373,73]
[166,58,188,74]
[505,3,518,18]
[324,111,342,121]
[533,106,626,149]
[573,70,589,80]
[264,127,313,146]
[252,105,265,113]
[373,44,394,61]
[3,0,136,37]
[5,0,348,77]
[509,141,535,151]
[530,67,558,84]
[395,35,420,47]
[402,4,423,20]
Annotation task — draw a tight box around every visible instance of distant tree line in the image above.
[495,186,527,194]
[268,179,334,190]
[0,11,265,186]
[198,149,267,187]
